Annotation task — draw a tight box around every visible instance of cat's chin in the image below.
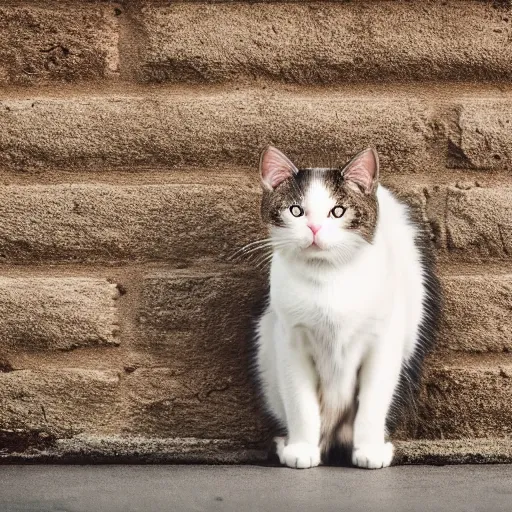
[305,242,324,252]
[301,248,339,266]
[300,243,326,256]
[277,243,352,267]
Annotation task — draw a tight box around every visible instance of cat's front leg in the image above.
[276,326,321,469]
[352,335,403,469]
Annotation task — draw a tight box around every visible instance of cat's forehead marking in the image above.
[304,177,335,214]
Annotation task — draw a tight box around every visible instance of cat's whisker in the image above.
[231,238,297,261]
[254,253,275,269]
[231,244,277,261]
[229,238,274,256]
[229,240,277,261]
[234,238,275,251]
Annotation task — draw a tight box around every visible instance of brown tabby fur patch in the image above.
[318,379,359,454]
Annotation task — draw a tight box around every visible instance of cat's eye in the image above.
[330,206,346,218]
[289,205,304,217]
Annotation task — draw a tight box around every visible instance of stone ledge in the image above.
[1,435,510,465]
[0,435,268,464]
[394,439,512,465]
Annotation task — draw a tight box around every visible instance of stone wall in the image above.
[0,0,511,463]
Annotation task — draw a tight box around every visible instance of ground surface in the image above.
[0,464,510,512]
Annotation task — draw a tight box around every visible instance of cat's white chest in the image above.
[270,252,383,342]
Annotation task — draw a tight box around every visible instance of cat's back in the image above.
[374,185,425,277]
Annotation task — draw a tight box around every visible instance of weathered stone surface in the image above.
[126,268,269,442]
[439,275,512,353]
[122,368,268,442]
[0,183,263,263]
[394,439,512,465]
[403,358,512,440]
[0,5,119,85]
[0,93,430,172]
[136,268,266,362]
[444,187,512,258]
[0,278,119,352]
[0,435,268,463]
[0,369,120,437]
[133,2,512,84]
[449,101,512,170]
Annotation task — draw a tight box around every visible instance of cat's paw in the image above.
[280,442,321,469]
[352,442,394,469]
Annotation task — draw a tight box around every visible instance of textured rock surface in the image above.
[0,183,263,263]
[395,439,512,465]
[0,5,119,84]
[439,275,512,352]
[402,358,512,440]
[0,435,268,464]
[0,369,121,437]
[0,93,431,172]
[133,2,512,84]
[126,268,269,441]
[444,187,512,259]
[0,278,119,351]
[449,101,512,170]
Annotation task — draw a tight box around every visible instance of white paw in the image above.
[279,442,321,469]
[352,442,394,469]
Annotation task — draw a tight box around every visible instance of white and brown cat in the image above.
[253,146,441,469]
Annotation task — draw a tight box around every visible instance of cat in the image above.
[253,146,441,469]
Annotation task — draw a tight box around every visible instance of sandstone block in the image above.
[0,278,119,352]
[2,435,512,464]
[444,187,512,258]
[0,369,120,437]
[402,358,512,439]
[0,435,268,463]
[448,101,512,170]
[133,2,512,84]
[0,5,119,85]
[122,368,268,442]
[128,267,269,442]
[439,274,512,353]
[0,93,429,172]
[0,184,263,263]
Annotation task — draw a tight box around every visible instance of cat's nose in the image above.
[308,223,322,235]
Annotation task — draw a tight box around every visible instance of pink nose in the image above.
[308,223,322,235]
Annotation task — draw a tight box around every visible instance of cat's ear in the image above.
[259,146,298,191]
[342,148,379,195]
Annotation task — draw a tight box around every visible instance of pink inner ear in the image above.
[343,149,379,194]
[260,147,298,190]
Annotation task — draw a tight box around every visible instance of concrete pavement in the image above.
[0,464,510,512]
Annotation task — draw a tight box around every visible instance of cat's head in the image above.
[259,146,379,265]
